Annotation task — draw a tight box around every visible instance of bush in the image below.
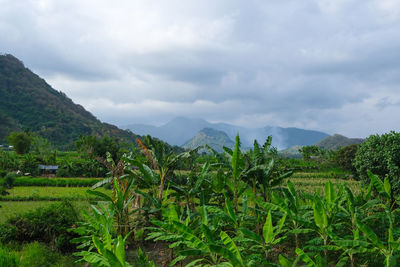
[0,170,7,178]
[0,185,9,196]
[354,131,400,195]
[0,201,80,252]
[2,172,17,189]
[19,154,39,176]
[335,144,359,175]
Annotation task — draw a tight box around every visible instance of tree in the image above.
[75,135,120,161]
[354,131,400,196]
[299,145,321,160]
[7,131,33,154]
[335,144,358,175]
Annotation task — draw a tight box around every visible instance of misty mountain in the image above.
[182,128,235,153]
[123,116,330,150]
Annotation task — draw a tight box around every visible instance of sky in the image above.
[1,0,400,138]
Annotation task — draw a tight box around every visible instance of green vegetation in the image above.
[0,201,89,224]
[13,177,102,187]
[6,131,33,155]
[1,129,399,266]
[354,131,400,196]
[0,186,110,201]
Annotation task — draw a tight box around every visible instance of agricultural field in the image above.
[287,172,360,195]
[1,186,110,200]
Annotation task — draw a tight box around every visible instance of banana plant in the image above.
[88,178,136,236]
[272,181,313,250]
[136,136,195,204]
[169,162,212,211]
[279,248,348,267]
[356,215,400,267]
[147,203,246,266]
[223,134,248,209]
[311,194,330,263]
[242,137,292,202]
[71,203,133,267]
[238,210,286,262]
[367,171,397,210]
[329,185,376,267]
[354,174,400,267]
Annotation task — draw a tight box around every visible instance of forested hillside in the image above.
[315,134,364,150]
[0,54,140,148]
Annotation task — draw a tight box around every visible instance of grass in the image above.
[0,186,110,201]
[0,201,59,223]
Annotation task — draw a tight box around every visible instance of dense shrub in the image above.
[0,170,7,178]
[354,131,400,195]
[0,201,80,252]
[2,172,17,189]
[335,144,358,175]
[19,154,39,176]
[0,151,20,171]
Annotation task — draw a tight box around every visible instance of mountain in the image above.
[315,134,364,150]
[123,117,330,150]
[182,128,235,152]
[0,54,140,148]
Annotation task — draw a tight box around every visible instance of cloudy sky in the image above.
[1,0,400,137]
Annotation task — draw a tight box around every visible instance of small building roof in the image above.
[38,165,59,170]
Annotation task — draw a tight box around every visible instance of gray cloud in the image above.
[1,0,400,137]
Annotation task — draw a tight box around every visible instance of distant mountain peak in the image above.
[315,134,364,150]
[183,127,234,153]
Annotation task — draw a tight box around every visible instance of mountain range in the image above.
[0,54,141,149]
[123,117,330,150]
[0,53,360,153]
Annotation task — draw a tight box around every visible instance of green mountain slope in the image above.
[315,134,364,150]
[183,128,235,152]
[0,54,140,148]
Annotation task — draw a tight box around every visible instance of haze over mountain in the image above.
[0,54,140,148]
[123,117,330,150]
